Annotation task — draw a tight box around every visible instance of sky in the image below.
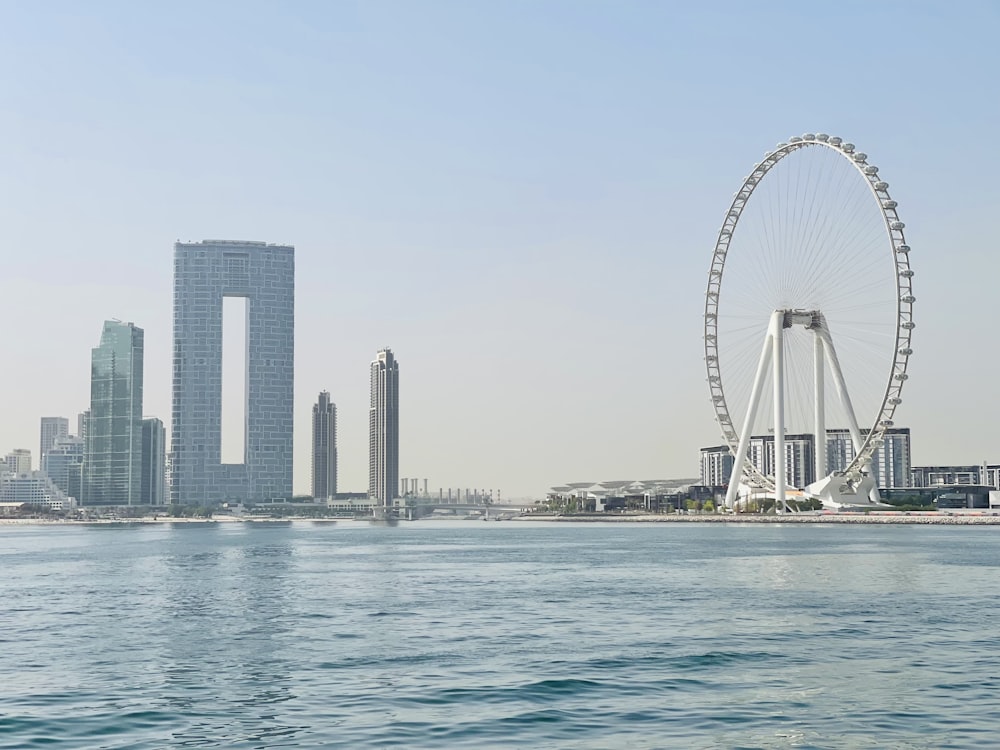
[1,0,998,499]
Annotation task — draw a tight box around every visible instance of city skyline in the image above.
[2,3,999,498]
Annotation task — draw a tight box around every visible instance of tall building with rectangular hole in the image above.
[171,240,294,505]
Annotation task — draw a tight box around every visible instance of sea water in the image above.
[2,520,998,748]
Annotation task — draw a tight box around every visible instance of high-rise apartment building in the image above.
[39,417,69,472]
[84,320,144,505]
[45,436,84,500]
[312,391,337,499]
[827,427,911,488]
[369,348,399,503]
[700,445,734,487]
[701,434,814,490]
[703,427,912,493]
[751,434,814,489]
[4,449,31,476]
[171,240,294,505]
[141,418,166,505]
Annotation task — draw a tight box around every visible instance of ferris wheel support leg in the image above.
[772,312,787,513]
[725,313,778,510]
[818,330,863,459]
[818,326,879,503]
[814,330,826,484]
[868,478,882,504]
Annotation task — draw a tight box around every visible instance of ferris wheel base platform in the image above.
[805,474,892,511]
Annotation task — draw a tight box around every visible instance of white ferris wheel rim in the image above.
[704,133,914,489]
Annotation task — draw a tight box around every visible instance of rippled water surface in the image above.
[3,520,1000,748]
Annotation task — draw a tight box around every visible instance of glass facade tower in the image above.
[171,240,294,505]
[84,320,144,505]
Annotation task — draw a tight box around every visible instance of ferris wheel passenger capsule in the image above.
[900,269,914,277]
[882,200,897,208]
[829,136,842,145]
[864,165,879,175]
[853,153,867,162]
[803,133,816,140]
[816,133,829,141]
[875,181,889,190]
[890,221,905,230]
[896,244,910,253]
[789,136,803,143]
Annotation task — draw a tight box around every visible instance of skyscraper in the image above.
[39,417,69,473]
[312,391,337,499]
[171,240,294,505]
[141,417,166,505]
[84,320,144,505]
[369,348,399,503]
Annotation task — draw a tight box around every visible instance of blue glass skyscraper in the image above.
[84,320,144,505]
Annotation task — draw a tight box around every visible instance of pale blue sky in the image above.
[1,1,997,497]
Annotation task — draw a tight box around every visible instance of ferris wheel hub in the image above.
[781,309,822,328]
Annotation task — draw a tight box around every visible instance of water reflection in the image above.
[158,524,306,745]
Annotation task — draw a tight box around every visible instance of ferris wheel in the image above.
[704,133,914,509]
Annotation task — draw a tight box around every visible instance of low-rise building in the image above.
[0,471,76,511]
[44,436,84,500]
[910,465,1000,488]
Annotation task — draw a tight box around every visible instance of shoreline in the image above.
[513,513,1000,525]
[0,517,324,526]
[3,513,1000,526]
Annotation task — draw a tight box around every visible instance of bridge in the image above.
[323,496,533,519]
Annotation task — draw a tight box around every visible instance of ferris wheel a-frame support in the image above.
[724,309,878,511]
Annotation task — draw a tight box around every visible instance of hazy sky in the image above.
[1,1,997,499]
